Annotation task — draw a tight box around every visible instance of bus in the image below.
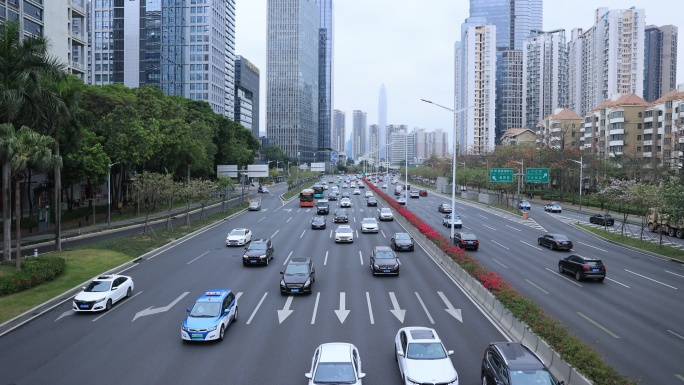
[312,185,325,199]
[299,189,315,207]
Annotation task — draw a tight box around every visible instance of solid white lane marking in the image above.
[187,251,210,265]
[415,292,434,324]
[277,295,294,324]
[286,217,292,223]
[667,329,684,341]
[625,269,678,289]
[359,251,363,265]
[520,240,542,250]
[311,292,320,324]
[505,224,522,231]
[605,277,630,288]
[271,229,279,238]
[491,240,510,250]
[324,251,329,265]
[247,292,267,324]
[578,312,620,338]
[665,270,684,278]
[366,292,375,325]
[300,230,306,238]
[335,292,350,323]
[282,251,293,265]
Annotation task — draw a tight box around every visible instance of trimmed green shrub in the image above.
[0,256,66,295]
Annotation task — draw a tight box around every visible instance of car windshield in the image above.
[509,369,557,385]
[362,219,376,224]
[230,230,246,236]
[312,217,324,222]
[337,227,352,233]
[84,280,111,292]
[381,209,391,213]
[247,242,267,250]
[395,233,410,240]
[460,233,476,240]
[442,205,452,209]
[406,342,447,359]
[375,251,395,259]
[284,263,309,275]
[189,301,221,317]
[554,235,569,241]
[336,210,347,216]
[313,362,356,383]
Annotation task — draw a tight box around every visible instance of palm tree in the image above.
[0,124,19,260]
[0,20,66,258]
[11,126,59,269]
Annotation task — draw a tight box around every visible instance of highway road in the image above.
[381,181,684,385]
[0,180,508,385]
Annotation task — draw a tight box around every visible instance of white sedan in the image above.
[353,189,361,195]
[395,327,458,385]
[72,274,134,312]
[340,198,352,208]
[365,191,373,198]
[335,225,354,243]
[306,343,365,385]
[361,218,379,233]
[226,228,252,246]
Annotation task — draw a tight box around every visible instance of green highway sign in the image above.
[526,168,549,183]
[489,168,514,183]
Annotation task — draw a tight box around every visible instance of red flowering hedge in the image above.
[0,256,66,295]
[365,179,635,385]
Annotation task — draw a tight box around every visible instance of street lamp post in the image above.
[421,99,473,241]
[107,162,120,228]
[405,136,408,207]
[570,156,583,212]
[513,160,524,211]
[296,152,301,185]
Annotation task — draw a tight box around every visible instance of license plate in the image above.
[383,270,391,273]
[562,242,568,244]
[402,246,409,249]
[291,289,299,293]
[191,334,203,339]
[592,269,600,272]
[467,241,474,244]
[250,260,257,263]
[79,304,89,309]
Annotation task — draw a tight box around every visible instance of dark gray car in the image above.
[242,239,274,266]
[280,257,315,295]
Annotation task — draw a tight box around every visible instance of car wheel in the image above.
[575,270,583,281]
[106,299,112,311]
[126,287,132,298]
[558,264,564,274]
[482,374,489,385]
[537,239,542,245]
[219,325,225,341]
[280,291,287,296]
[550,243,556,251]
[233,306,238,322]
[265,257,269,266]
[597,277,605,282]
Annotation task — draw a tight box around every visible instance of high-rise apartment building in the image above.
[332,109,345,153]
[389,130,415,166]
[498,50,524,137]
[352,110,367,160]
[368,124,379,161]
[1,1,87,79]
[644,25,678,102]
[378,84,387,159]
[316,0,333,165]
[235,56,260,137]
[455,21,497,155]
[87,0,235,117]
[266,0,319,164]
[523,30,569,128]
[568,7,645,116]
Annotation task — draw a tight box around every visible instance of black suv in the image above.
[334,209,349,223]
[242,239,274,266]
[482,342,564,385]
[366,196,378,206]
[369,246,399,276]
[316,200,329,215]
[558,254,606,282]
[280,257,315,295]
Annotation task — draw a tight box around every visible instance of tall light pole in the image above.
[405,135,408,207]
[421,99,473,240]
[296,152,301,185]
[513,160,524,210]
[570,156,583,212]
[107,162,120,228]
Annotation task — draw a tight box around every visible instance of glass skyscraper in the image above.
[266,0,320,163]
[316,0,333,165]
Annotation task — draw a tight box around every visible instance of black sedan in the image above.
[589,213,614,226]
[537,233,573,251]
[390,232,414,251]
[454,232,478,250]
[310,216,326,229]
[333,209,349,223]
[558,255,606,282]
[438,203,452,213]
[366,197,378,206]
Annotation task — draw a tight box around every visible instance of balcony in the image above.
[644,116,653,122]
[678,137,684,144]
[608,116,625,124]
[643,152,652,157]
[608,140,624,147]
[608,128,625,135]
[70,30,86,44]
[70,61,85,72]
[643,140,653,146]
[70,0,86,16]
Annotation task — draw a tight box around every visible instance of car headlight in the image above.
[280,279,286,288]
[373,264,379,269]
[93,297,106,303]
[182,326,189,331]
[207,326,217,332]
[303,279,311,287]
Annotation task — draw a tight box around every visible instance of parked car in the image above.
[558,255,606,282]
[537,233,573,251]
[544,202,562,213]
[454,232,478,250]
[481,342,563,385]
[589,213,614,226]
[438,203,452,213]
[390,232,414,251]
[419,189,428,196]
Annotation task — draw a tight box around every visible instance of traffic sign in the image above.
[525,168,549,183]
[489,168,514,183]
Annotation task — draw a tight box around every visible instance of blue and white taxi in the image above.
[181,290,238,342]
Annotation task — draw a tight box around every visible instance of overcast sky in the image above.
[235,0,683,141]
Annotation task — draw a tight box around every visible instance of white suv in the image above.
[379,208,394,221]
[335,225,354,243]
[395,327,458,385]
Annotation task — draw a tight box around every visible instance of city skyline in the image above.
[236,0,682,144]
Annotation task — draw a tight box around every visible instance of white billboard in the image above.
[247,164,269,178]
[311,162,326,172]
[217,165,238,178]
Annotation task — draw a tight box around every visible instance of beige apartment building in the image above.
[500,128,536,147]
[535,109,583,150]
[646,85,684,172]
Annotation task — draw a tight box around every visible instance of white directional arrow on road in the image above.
[334,292,350,323]
[438,291,462,322]
[389,292,406,323]
[278,295,294,324]
[132,292,189,322]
